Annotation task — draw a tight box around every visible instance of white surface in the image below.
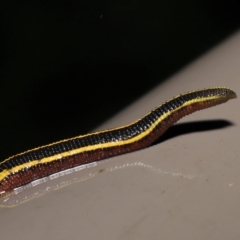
[1,31,239,240]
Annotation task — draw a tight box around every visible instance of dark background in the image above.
[0,1,240,161]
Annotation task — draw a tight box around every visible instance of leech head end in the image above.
[217,87,237,100]
[229,90,237,99]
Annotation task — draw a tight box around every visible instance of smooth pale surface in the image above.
[1,31,239,240]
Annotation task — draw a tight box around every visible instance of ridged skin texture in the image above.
[0,87,237,193]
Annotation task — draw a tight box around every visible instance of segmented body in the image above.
[0,87,237,194]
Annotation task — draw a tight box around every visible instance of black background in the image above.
[0,1,240,161]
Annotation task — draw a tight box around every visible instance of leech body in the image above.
[0,87,237,193]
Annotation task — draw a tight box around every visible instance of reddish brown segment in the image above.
[0,87,237,194]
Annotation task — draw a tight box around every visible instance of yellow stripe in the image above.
[0,87,227,163]
[0,95,220,182]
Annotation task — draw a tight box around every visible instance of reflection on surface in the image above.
[0,158,197,208]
